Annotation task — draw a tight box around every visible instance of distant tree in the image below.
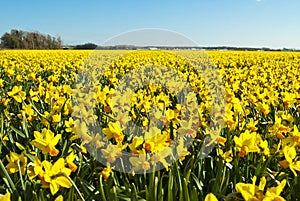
[46,34,51,49]
[0,29,63,49]
[1,33,12,48]
[57,36,62,49]
[74,43,97,50]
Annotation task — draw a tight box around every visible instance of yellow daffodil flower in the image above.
[43,158,72,195]
[31,128,61,156]
[5,151,27,175]
[204,193,218,201]
[7,85,26,103]
[0,192,11,201]
[234,130,261,157]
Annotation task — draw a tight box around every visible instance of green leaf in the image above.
[10,126,26,138]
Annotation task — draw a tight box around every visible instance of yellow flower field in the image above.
[0,49,299,201]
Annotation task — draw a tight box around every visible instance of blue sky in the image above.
[1,0,299,48]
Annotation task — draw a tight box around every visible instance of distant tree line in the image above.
[73,43,97,50]
[72,44,137,50]
[0,29,62,49]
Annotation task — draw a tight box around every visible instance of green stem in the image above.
[99,175,107,201]
[29,100,45,117]
[21,112,29,138]
[0,159,17,193]
[17,160,25,191]
[63,173,86,201]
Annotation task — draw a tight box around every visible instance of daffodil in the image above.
[41,111,51,126]
[279,145,300,176]
[217,136,227,146]
[176,138,190,161]
[144,132,168,153]
[236,176,287,201]
[31,128,61,156]
[150,147,172,170]
[259,140,270,156]
[7,85,26,103]
[65,117,75,133]
[0,133,9,143]
[5,151,27,175]
[234,130,261,157]
[102,121,124,143]
[27,157,44,180]
[177,118,197,138]
[129,151,151,172]
[256,102,270,115]
[0,192,10,201]
[282,91,296,108]
[29,89,39,102]
[101,144,122,163]
[0,79,4,88]
[17,104,35,121]
[290,125,300,145]
[101,166,112,181]
[73,120,91,143]
[6,68,14,76]
[217,148,233,163]
[128,136,144,154]
[246,118,258,132]
[66,151,77,172]
[236,176,266,201]
[269,116,290,140]
[42,158,72,195]
[52,113,61,123]
[204,193,218,201]
[54,195,63,201]
[142,126,169,153]
[264,180,287,201]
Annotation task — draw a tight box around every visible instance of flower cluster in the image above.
[0,50,299,200]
